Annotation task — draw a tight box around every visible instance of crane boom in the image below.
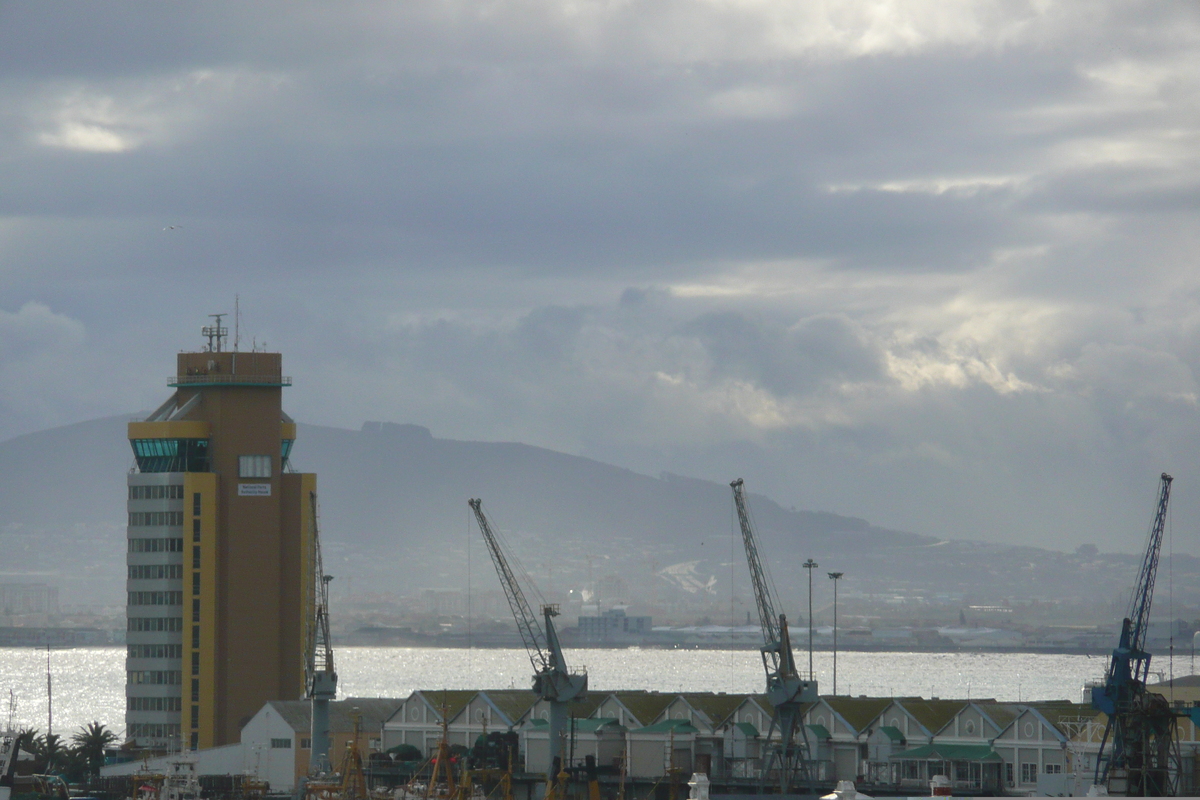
[1091,473,1177,795]
[469,499,586,793]
[469,499,553,674]
[306,490,337,774]
[730,479,815,792]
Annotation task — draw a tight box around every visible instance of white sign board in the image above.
[238,483,271,496]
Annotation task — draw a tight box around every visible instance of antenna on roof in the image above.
[234,295,241,352]
[203,314,228,352]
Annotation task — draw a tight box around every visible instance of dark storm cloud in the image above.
[2,0,1200,554]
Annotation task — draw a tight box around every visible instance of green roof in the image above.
[418,690,476,722]
[975,702,1021,732]
[611,692,677,726]
[526,717,623,733]
[634,719,699,734]
[1027,701,1100,733]
[822,696,891,733]
[890,743,1002,763]
[568,694,606,718]
[896,699,968,735]
[806,725,831,741]
[480,690,538,725]
[877,726,905,742]
[732,722,759,737]
[680,693,750,727]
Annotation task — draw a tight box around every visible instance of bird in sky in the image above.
[162,225,183,230]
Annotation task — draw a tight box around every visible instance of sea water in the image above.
[2,646,1187,738]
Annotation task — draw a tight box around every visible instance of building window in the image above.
[128,697,182,712]
[128,617,183,632]
[300,739,311,749]
[1005,764,1014,785]
[192,678,200,702]
[271,738,292,749]
[1045,763,1062,774]
[127,670,182,685]
[239,455,272,478]
[1021,763,1037,784]
[193,492,201,515]
[191,706,199,729]
[128,644,183,659]
[193,519,201,541]
[191,652,200,676]
[129,511,185,527]
[129,723,182,739]
[192,599,200,623]
[190,732,199,750]
[128,538,184,553]
[128,591,184,606]
[130,485,184,500]
[192,572,201,596]
[192,626,200,648]
[128,564,184,580]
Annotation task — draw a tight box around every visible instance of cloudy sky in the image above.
[2,1,1199,554]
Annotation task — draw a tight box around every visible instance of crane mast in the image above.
[1091,473,1176,796]
[305,490,337,774]
[469,499,587,790]
[731,479,816,793]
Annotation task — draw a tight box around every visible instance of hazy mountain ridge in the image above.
[0,416,1190,619]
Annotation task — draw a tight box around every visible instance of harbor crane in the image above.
[731,479,817,793]
[305,490,337,775]
[1091,473,1178,796]
[469,499,587,791]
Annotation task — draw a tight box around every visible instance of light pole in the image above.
[802,558,818,681]
[828,572,843,695]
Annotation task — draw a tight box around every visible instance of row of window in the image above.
[128,670,181,685]
[128,644,182,659]
[128,696,182,712]
[129,538,184,553]
[270,738,292,749]
[129,564,183,580]
[128,617,183,632]
[129,511,184,527]
[129,591,182,606]
[129,723,182,739]
[129,485,184,500]
[1006,763,1063,786]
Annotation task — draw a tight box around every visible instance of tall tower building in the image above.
[126,324,315,750]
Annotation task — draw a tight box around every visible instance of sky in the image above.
[1,1,1199,554]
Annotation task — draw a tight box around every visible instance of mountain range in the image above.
[0,416,1191,621]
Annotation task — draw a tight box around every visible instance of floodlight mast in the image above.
[731,479,817,793]
[469,499,587,793]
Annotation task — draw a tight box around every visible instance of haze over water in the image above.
[7,646,1191,738]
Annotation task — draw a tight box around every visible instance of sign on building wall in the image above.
[238,483,272,496]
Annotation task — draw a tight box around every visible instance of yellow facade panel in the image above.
[128,420,211,440]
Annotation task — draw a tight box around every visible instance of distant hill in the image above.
[0,417,1190,616]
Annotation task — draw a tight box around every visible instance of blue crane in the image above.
[469,499,587,795]
[1091,472,1177,796]
[731,479,817,792]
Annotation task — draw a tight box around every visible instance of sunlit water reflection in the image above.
[4,646,1183,738]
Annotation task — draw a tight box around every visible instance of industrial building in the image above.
[125,324,316,750]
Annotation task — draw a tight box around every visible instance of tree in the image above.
[71,722,117,778]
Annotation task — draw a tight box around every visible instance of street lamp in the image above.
[827,572,843,695]
[802,559,818,681]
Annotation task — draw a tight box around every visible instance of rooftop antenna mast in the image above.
[203,314,228,353]
[234,296,240,352]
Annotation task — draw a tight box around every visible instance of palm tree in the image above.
[71,722,117,777]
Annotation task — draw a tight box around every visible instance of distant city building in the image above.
[126,326,316,750]
[577,608,651,643]
[0,583,58,616]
